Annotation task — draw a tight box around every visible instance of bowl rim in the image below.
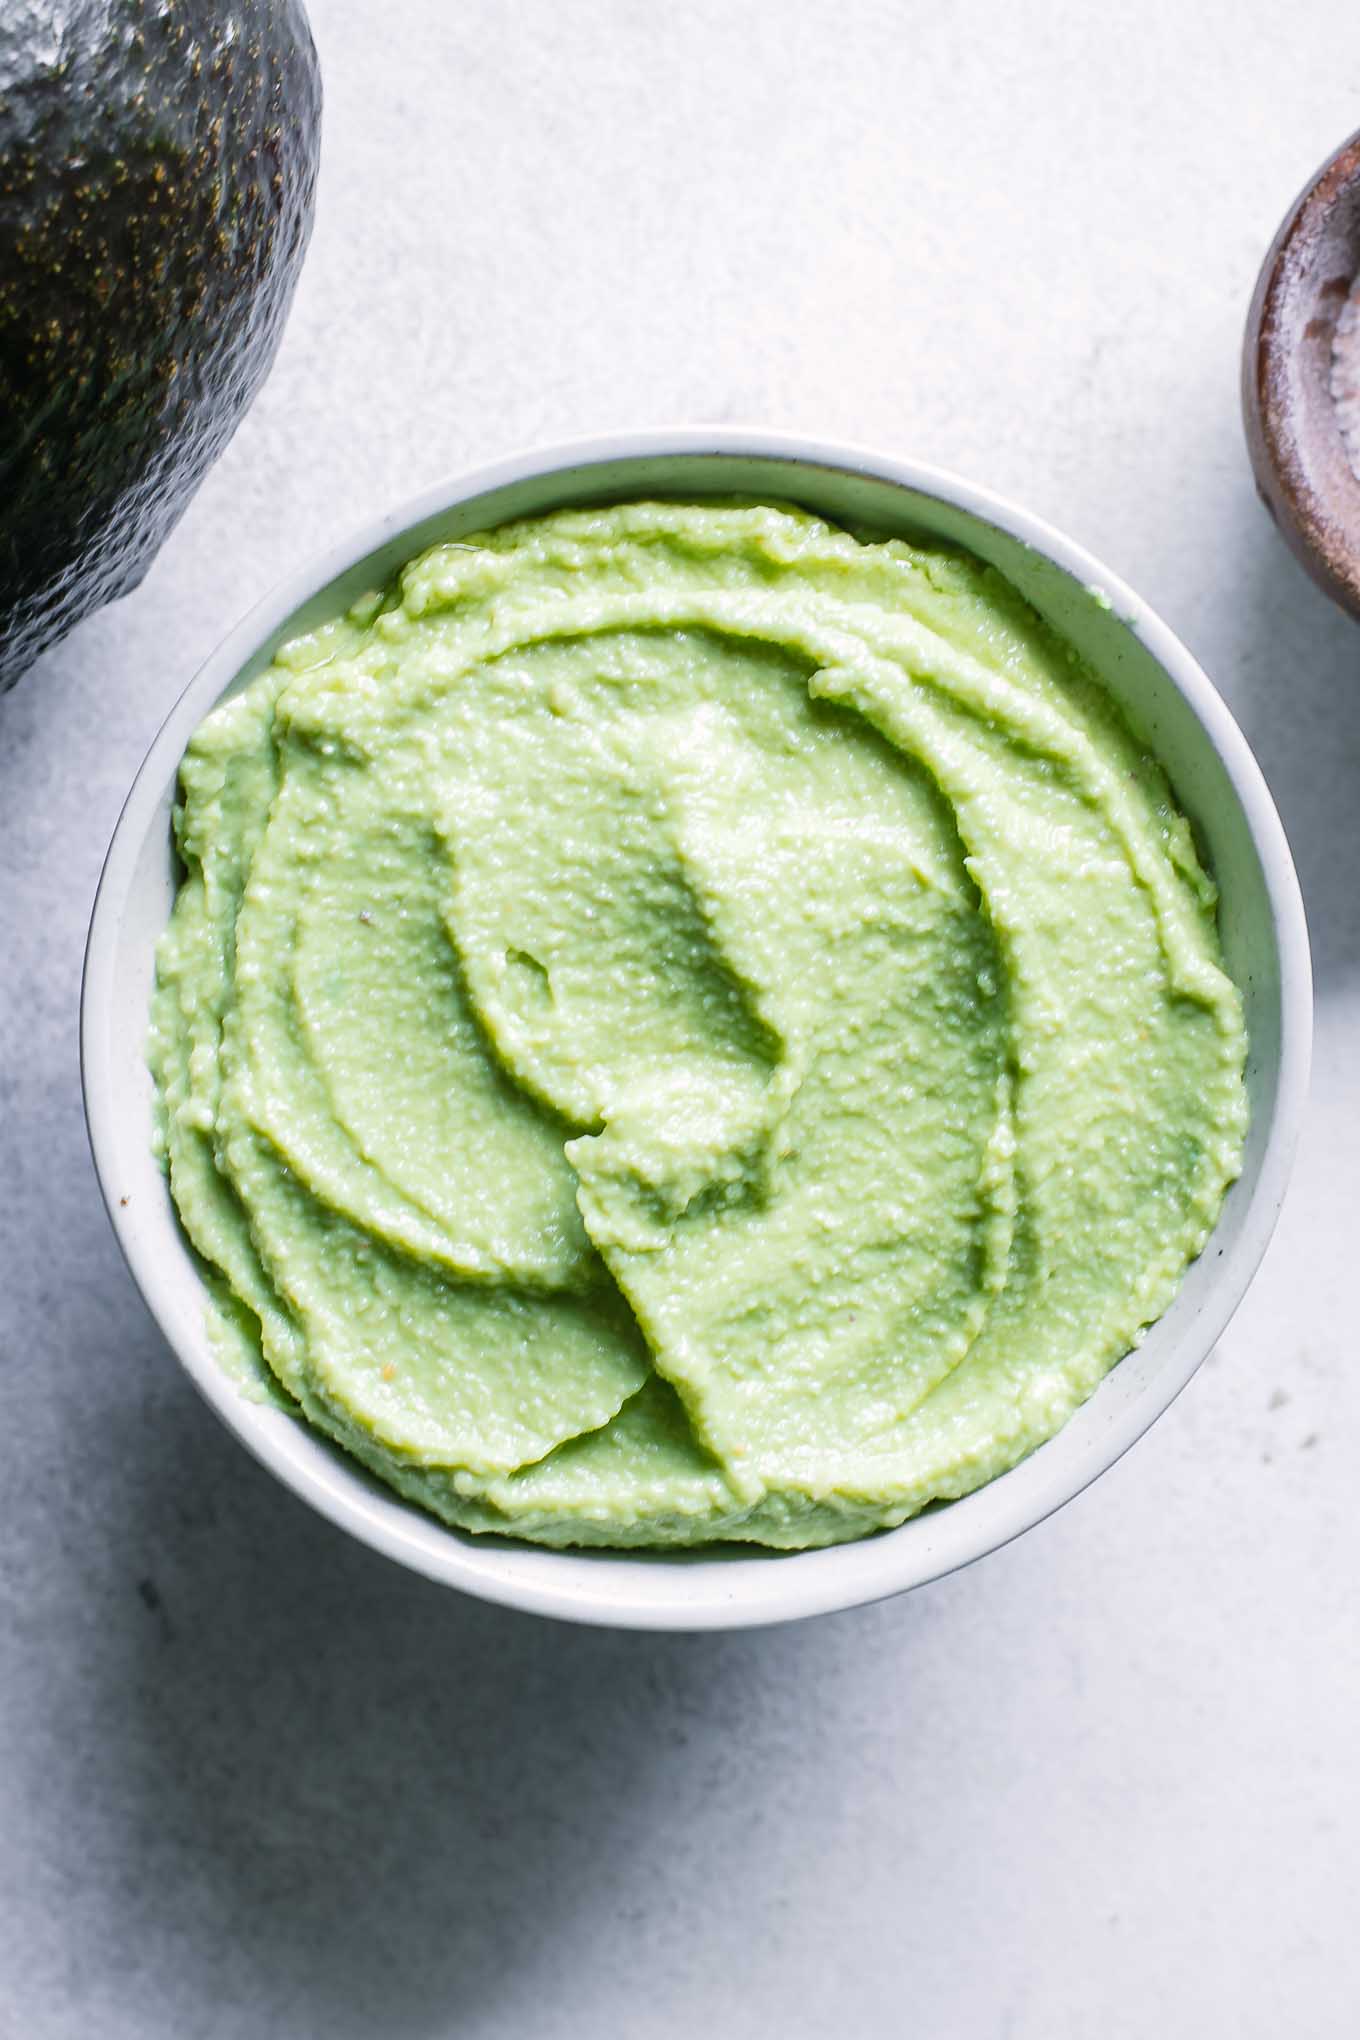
[81,426,1313,1629]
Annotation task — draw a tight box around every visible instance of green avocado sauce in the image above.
[149,501,1247,1549]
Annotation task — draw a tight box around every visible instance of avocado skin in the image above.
[0,0,321,692]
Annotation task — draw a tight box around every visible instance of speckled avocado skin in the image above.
[0,0,320,691]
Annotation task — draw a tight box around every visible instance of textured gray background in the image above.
[3,3,1359,2034]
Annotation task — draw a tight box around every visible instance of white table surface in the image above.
[3,4,1358,2033]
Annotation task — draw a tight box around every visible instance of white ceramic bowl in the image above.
[82,430,1312,1630]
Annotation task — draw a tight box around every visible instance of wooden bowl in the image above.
[1243,128,1360,620]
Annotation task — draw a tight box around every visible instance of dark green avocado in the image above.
[0,0,321,692]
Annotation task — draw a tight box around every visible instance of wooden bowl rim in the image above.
[1242,127,1360,620]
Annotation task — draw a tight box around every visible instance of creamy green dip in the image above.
[150,500,1247,1549]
